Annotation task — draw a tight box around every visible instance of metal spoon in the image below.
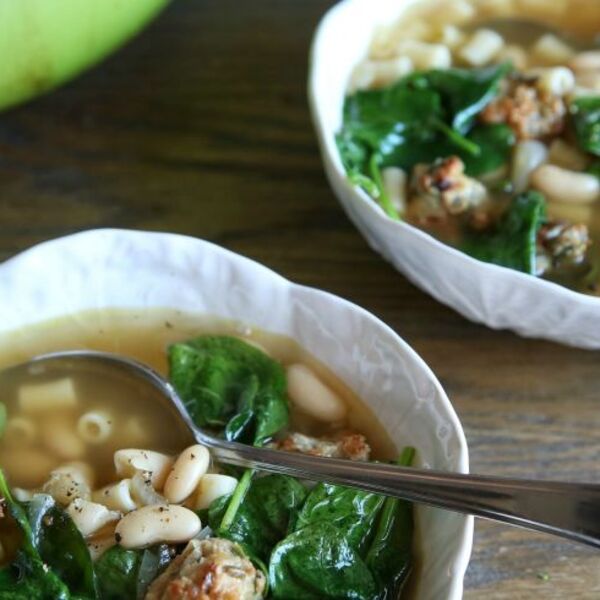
[3,350,600,549]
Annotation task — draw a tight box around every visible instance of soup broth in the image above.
[0,308,399,573]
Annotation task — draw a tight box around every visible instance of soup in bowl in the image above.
[0,230,470,599]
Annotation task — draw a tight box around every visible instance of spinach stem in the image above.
[369,154,401,221]
[220,468,255,532]
[433,118,480,156]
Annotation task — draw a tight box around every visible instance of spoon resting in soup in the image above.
[0,309,415,600]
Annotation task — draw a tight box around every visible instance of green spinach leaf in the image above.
[208,474,307,562]
[168,336,288,446]
[27,495,97,599]
[571,96,600,156]
[269,522,377,600]
[94,547,141,600]
[365,448,415,598]
[461,191,547,274]
[461,124,515,176]
[293,483,385,555]
[0,401,6,439]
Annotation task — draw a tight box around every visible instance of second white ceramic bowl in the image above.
[309,0,600,349]
[0,229,471,600]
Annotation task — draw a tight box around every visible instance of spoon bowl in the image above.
[5,349,600,550]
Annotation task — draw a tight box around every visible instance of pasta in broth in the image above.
[0,309,412,600]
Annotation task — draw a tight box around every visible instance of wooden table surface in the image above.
[1,1,599,597]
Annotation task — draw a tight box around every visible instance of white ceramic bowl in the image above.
[309,0,600,349]
[0,229,472,600]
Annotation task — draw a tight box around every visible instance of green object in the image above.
[0,471,73,599]
[292,483,385,555]
[168,336,289,446]
[571,96,600,156]
[0,0,171,112]
[269,522,377,600]
[26,495,97,598]
[365,447,415,598]
[95,547,142,600]
[337,64,512,209]
[462,124,516,177]
[209,474,308,562]
[462,191,547,274]
[587,160,600,179]
[0,402,6,439]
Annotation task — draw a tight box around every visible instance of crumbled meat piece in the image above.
[538,222,590,269]
[273,431,371,462]
[411,156,488,218]
[145,538,265,600]
[480,79,566,140]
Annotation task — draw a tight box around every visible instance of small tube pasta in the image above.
[350,57,414,92]
[114,449,174,489]
[459,29,503,66]
[53,461,96,488]
[511,140,548,194]
[67,499,121,537]
[77,410,114,445]
[93,479,138,513]
[122,416,152,446]
[42,415,86,460]
[382,167,408,215]
[286,364,347,422]
[193,474,238,511]
[438,25,466,50]
[164,445,210,504]
[396,40,451,70]
[429,0,475,25]
[18,378,77,414]
[531,165,600,204]
[3,417,37,448]
[495,45,528,70]
[531,34,575,66]
[115,505,201,549]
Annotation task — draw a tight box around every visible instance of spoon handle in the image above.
[202,434,600,549]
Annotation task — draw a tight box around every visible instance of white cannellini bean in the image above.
[529,67,575,96]
[495,44,528,70]
[53,461,96,488]
[93,479,138,513]
[396,40,451,70]
[43,466,92,505]
[459,29,504,66]
[114,449,174,489]
[570,51,600,73]
[531,34,575,66]
[531,164,600,204]
[548,139,590,171]
[193,474,238,511]
[42,415,86,460]
[115,505,201,549]
[438,25,466,50]
[511,140,548,194]
[18,378,77,414]
[67,499,121,537]
[3,417,37,448]
[286,364,347,422]
[164,445,210,504]
[77,410,114,445]
[382,167,408,215]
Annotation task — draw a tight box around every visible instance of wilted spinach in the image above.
[0,401,6,439]
[462,191,547,274]
[208,474,307,562]
[365,447,415,598]
[269,522,378,600]
[168,336,289,446]
[337,63,511,215]
[95,544,171,600]
[571,96,600,156]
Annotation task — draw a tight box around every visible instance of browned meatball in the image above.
[145,538,265,600]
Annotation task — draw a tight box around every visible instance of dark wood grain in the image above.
[0,1,599,596]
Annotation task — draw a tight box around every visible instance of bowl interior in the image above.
[0,229,472,600]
